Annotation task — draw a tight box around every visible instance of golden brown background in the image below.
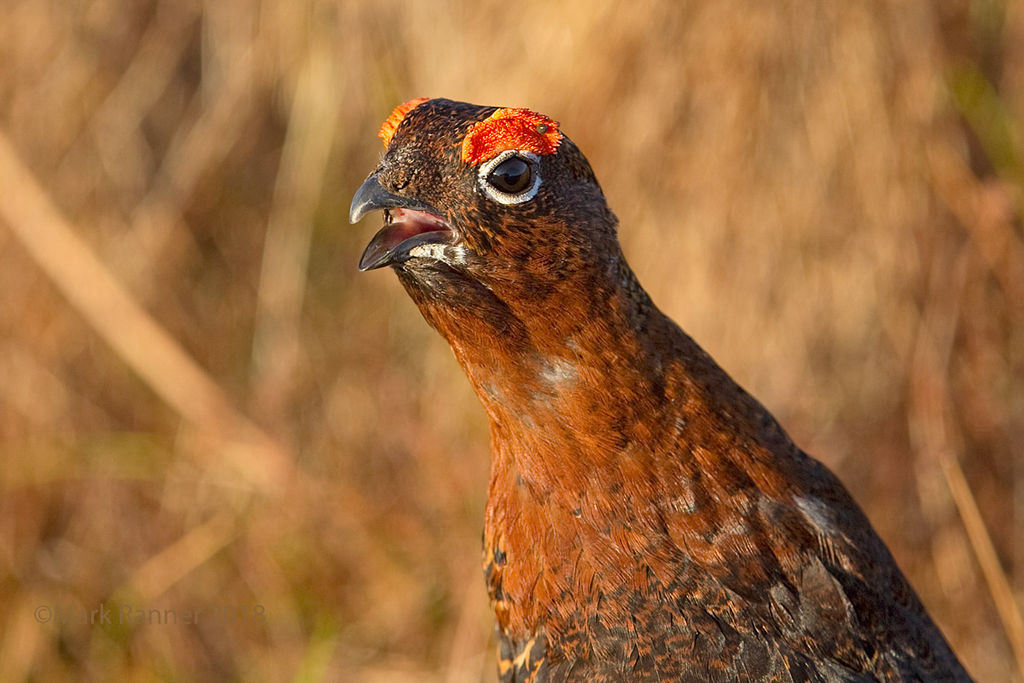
[1,0,1022,680]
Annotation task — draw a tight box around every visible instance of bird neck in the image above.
[401,248,687,493]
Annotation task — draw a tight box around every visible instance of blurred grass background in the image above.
[0,0,1021,680]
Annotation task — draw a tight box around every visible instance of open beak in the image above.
[349,174,454,271]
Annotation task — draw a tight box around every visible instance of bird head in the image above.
[349,99,618,298]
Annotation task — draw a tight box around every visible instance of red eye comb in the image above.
[461,108,562,166]
[378,97,431,147]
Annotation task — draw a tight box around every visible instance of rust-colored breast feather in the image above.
[479,321,967,682]
[350,98,972,682]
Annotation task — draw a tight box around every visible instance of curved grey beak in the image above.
[349,173,453,271]
[349,174,438,224]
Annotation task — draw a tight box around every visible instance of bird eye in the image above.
[487,157,532,194]
[477,150,542,205]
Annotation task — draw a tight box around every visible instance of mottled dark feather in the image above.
[352,98,972,682]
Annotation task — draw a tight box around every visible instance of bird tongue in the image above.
[359,208,451,270]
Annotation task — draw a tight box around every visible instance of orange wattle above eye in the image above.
[461,108,562,166]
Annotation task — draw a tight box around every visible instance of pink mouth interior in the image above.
[380,208,450,249]
[359,207,454,270]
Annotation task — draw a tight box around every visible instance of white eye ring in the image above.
[477,150,542,205]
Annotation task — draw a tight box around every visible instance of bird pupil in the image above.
[488,157,532,194]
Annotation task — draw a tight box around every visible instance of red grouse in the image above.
[349,98,971,682]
